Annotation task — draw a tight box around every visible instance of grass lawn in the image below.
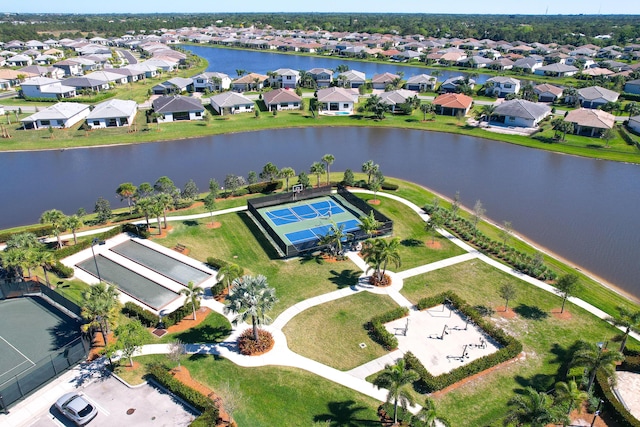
[399,259,635,425]
[52,279,91,306]
[283,292,399,371]
[151,214,363,317]
[356,193,466,271]
[125,354,382,427]
[158,310,232,344]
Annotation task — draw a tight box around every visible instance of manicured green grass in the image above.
[126,354,382,426]
[52,279,91,306]
[152,214,362,317]
[283,292,398,371]
[356,193,466,271]
[159,311,232,344]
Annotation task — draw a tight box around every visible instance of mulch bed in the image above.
[206,221,222,229]
[495,307,517,319]
[425,240,442,249]
[170,366,231,426]
[148,225,173,239]
[164,307,212,335]
[551,309,573,320]
[368,199,381,205]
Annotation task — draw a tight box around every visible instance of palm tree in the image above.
[150,199,164,235]
[155,193,173,229]
[504,387,566,427]
[116,182,137,214]
[180,281,204,320]
[224,274,278,341]
[320,221,352,258]
[554,379,587,417]
[362,237,401,283]
[2,247,28,280]
[365,94,389,119]
[322,154,335,185]
[136,197,153,231]
[625,102,640,119]
[5,232,39,250]
[310,161,326,188]
[373,359,419,425]
[552,118,574,142]
[40,209,67,249]
[279,167,296,191]
[359,210,382,239]
[217,263,243,295]
[33,249,54,286]
[420,102,435,121]
[361,160,379,185]
[80,283,120,346]
[556,273,578,314]
[482,104,497,123]
[64,215,83,245]
[414,398,440,427]
[570,341,625,393]
[608,306,640,353]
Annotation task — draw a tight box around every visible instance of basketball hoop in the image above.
[292,184,303,200]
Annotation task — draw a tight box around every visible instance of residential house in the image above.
[534,63,579,77]
[432,93,473,116]
[269,68,300,89]
[580,67,614,78]
[143,58,178,72]
[457,55,493,68]
[152,95,204,122]
[107,67,146,83]
[262,88,302,111]
[577,86,619,109]
[152,77,194,95]
[20,102,90,130]
[405,74,437,92]
[564,108,615,137]
[6,54,32,67]
[337,70,366,88]
[19,65,65,79]
[20,77,77,99]
[379,89,417,113]
[307,68,334,88]
[628,115,640,134]
[485,76,521,97]
[623,79,640,95]
[316,87,358,113]
[52,59,83,76]
[232,73,268,92]
[491,99,551,128]
[126,63,159,79]
[86,99,138,129]
[63,76,111,92]
[489,58,515,71]
[191,72,231,92]
[209,92,254,115]
[371,72,400,90]
[0,69,38,89]
[512,57,542,73]
[534,84,564,103]
[439,76,475,93]
[85,70,129,86]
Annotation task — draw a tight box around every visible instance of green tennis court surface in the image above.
[0,296,81,384]
[76,255,179,310]
[110,240,211,285]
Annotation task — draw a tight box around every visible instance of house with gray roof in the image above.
[337,70,366,88]
[316,87,358,114]
[262,88,302,111]
[485,76,521,97]
[86,99,138,129]
[534,84,564,103]
[564,108,615,137]
[6,54,32,67]
[20,102,90,130]
[440,76,475,93]
[624,79,640,95]
[269,68,300,89]
[107,67,146,83]
[209,92,254,116]
[512,57,542,73]
[371,72,400,90]
[492,99,551,128]
[534,63,579,77]
[628,115,640,134]
[152,95,204,122]
[405,74,437,92]
[307,68,334,88]
[577,86,619,109]
[379,89,417,113]
[191,72,231,92]
[20,77,77,99]
[152,77,194,95]
[63,76,110,92]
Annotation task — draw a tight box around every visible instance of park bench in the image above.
[174,243,187,253]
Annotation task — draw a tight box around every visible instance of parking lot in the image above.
[26,373,198,427]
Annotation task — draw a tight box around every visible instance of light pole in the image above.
[590,399,604,427]
[91,238,104,283]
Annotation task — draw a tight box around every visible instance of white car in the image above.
[54,393,98,425]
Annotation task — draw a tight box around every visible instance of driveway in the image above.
[26,373,198,427]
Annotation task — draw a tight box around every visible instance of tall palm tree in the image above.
[81,283,120,346]
[2,247,28,280]
[4,232,39,250]
[554,379,587,417]
[322,154,335,185]
[362,237,401,283]
[279,167,296,191]
[136,197,153,230]
[155,193,173,229]
[361,160,379,185]
[40,209,67,249]
[116,182,137,214]
[217,263,243,295]
[570,341,625,393]
[33,249,55,286]
[625,102,640,119]
[359,210,382,239]
[319,221,352,258]
[180,281,204,320]
[482,104,497,123]
[310,161,326,188]
[414,398,440,427]
[608,306,640,353]
[224,274,278,341]
[420,102,435,121]
[64,215,83,245]
[504,387,566,427]
[373,359,419,425]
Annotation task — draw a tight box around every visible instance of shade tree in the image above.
[224,274,278,342]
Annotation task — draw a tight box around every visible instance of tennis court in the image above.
[110,240,211,286]
[0,296,81,387]
[76,255,179,310]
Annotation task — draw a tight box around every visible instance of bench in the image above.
[174,243,187,253]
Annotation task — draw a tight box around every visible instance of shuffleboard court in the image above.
[76,255,179,310]
[110,240,211,286]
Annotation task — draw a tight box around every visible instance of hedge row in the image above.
[206,257,245,276]
[367,306,409,350]
[595,369,640,427]
[50,261,74,278]
[53,225,124,260]
[622,92,640,102]
[620,355,640,373]
[148,364,219,421]
[407,291,523,392]
[122,299,200,328]
[0,224,54,243]
[246,180,283,194]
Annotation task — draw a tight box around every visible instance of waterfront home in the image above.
[492,99,551,128]
[307,68,334,88]
[209,92,255,115]
[405,74,437,92]
[512,57,542,73]
[534,63,579,77]
[191,72,231,92]
[379,89,417,113]
[232,73,268,92]
[628,115,640,134]
[489,57,515,71]
[534,84,564,103]
[20,102,90,130]
[143,58,178,72]
[86,99,138,129]
[262,88,302,111]
[127,63,159,79]
[432,93,473,116]
[152,95,204,122]
[316,87,358,113]
[269,68,300,89]
[439,76,475,93]
[371,72,400,90]
[152,77,194,95]
[337,70,366,88]
[624,79,640,95]
[485,76,521,97]
[563,108,615,137]
[20,77,76,99]
[577,86,619,109]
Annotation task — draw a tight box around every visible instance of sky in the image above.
[5,0,640,15]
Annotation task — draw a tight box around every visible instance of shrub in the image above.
[210,282,226,297]
[148,364,218,417]
[234,188,249,197]
[595,369,640,427]
[368,307,409,350]
[122,301,158,327]
[0,225,53,243]
[206,257,227,269]
[381,182,399,191]
[162,301,200,328]
[237,328,274,355]
[51,261,74,278]
[246,180,283,194]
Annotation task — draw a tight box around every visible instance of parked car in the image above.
[55,392,98,425]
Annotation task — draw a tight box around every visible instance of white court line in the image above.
[0,334,35,366]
